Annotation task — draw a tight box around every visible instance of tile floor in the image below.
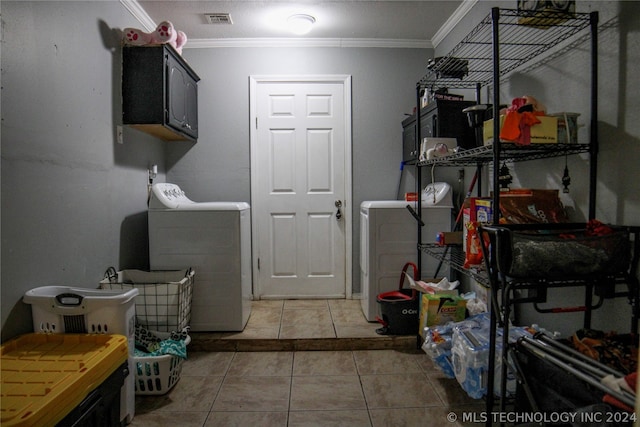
[188,299,417,352]
[130,299,485,426]
[131,349,484,427]
[209,299,386,340]
[247,299,381,339]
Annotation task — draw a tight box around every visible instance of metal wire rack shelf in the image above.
[419,243,489,286]
[419,8,593,90]
[417,143,590,167]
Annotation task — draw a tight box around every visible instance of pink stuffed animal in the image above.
[123,21,187,54]
[153,21,177,45]
[174,31,187,54]
[123,27,153,45]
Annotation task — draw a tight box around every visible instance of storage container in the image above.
[100,267,194,332]
[1,333,128,427]
[549,112,580,144]
[375,262,419,335]
[376,288,418,335]
[24,285,138,335]
[22,286,138,424]
[483,115,558,144]
[487,226,630,279]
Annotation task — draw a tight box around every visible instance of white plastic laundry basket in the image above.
[134,335,191,395]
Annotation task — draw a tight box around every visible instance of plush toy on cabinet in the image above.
[123,21,187,54]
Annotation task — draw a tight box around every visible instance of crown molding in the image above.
[120,0,156,32]
[120,0,477,50]
[431,0,478,48]
[186,38,431,49]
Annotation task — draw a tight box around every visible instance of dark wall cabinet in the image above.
[122,45,200,141]
[420,100,475,149]
[402,100,476,163]
[401,114,417,163]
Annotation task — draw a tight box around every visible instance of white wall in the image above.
[1,1,166,341]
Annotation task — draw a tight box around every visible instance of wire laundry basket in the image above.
[99,268,194,395]
[100,267,194,332]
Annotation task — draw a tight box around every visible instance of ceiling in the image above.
[132,1,471,48]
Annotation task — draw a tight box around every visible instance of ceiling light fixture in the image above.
[287,14,316,35]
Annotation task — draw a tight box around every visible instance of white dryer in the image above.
[360,185,452,322]
[148,183,252,331]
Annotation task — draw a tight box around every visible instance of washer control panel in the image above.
[149,183,193,209]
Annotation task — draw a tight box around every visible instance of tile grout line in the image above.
[200,353,234,427]
[327,299,339,338]
[277,300,284,339]
[352,350,376,426]
[287,352,294,426]
[219,353,236,410]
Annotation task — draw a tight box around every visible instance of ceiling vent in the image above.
[205,13,233,25]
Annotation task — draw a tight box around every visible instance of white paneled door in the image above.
[250,76,352,299]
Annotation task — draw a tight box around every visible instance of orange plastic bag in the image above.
[464,221,484,268]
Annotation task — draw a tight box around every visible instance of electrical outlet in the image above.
[117,125,124,144]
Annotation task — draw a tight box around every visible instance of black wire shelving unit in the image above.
[413,8,601,425]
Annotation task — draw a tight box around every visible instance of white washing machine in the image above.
[360,185,452,321]
[148,183,252,331]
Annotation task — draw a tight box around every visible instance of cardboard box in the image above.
[499,188,568,224]
[517,3,575,30]
[549,112,579,144]
[473,199,493,224]
[420,293,466,333]
[414,277,461,339]
[483,115,558,144]
[436,231,463,246]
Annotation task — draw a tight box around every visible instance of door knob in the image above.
[335,200,342,220]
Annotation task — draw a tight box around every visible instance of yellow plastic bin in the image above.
[1,333,128,427]
[23,285,138,424]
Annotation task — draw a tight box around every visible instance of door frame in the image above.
[249,75,353,300]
